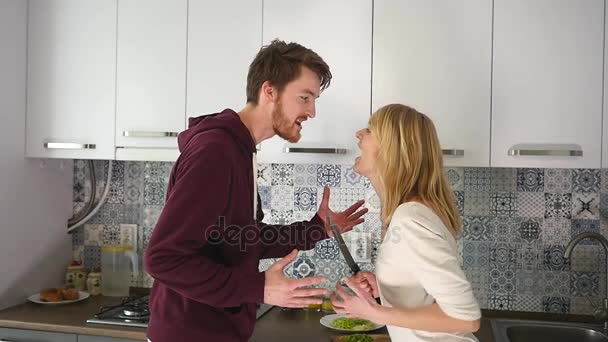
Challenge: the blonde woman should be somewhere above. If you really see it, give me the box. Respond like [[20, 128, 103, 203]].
[[331, 104, 481, 341]]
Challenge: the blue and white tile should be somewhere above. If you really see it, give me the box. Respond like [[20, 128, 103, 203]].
[[488, 294, 514, 311], [140, 226, 154, 250], [464, 191, 490, 216], [491, 192, 517, 217], [111, 161, 125, 183], [517, 168, 544, 192], [464, 168, 491, 192], [542, 271, 571, 297], [259, 186, 272, 210], [258, 258, 277, 272], [517, 192, 545, 218], [314, 238, 340, 259], [542, 245, 569, 271], [462, 241, 490, 270], [331, 188, 366, 212], [570, 272, 600, 297], [445, 167, 464, 191], [269, 210, 294, 225], [102, 224, 121, 246], [542, 219, 571, 245], [144, 182, 166, 206], [144, 161, 172, 184], [542, 296, 570, 314], [515, 243, 542, 271], [361, 213, 382, 234], [573, 169, 601, 193], [292, 211, 316, 222], [602, 169, 608, 193], [71, 227, 85, 247], [270, 186, 294, 211], [257, 164, 272, 186], [570, 245, 605, 272], [490, 242, 516, 269], [122, 204, 143, 225], [571, 193, 600, 220], [316, 164, 341, 187], [491, 168, 516, 192], [600, 193, 608, 219], [515, 270, 543, 296], [544, 193, 572, 219], [492, 217, 522, 243], [466, 270, 490, 295], [84, 224, 103, 246], [514, 295, 542, 313], [489, 268, 515, 295], [107, 181, 125, 204], [294, 187, 317, 211], [342, 166, 368, 188], [142, 206, 163, 228], [571, 219, 600, 245], [91, 204, 125, 226], [293, 164, 317, 187], [571, 296, 599, 316], [454, 191, 465, 216], [545, 169, 572, 193], [292, 256, 316, 278], [271, 164, 294, 186], [84, 245, 101, 269], [518, 218, 542, 242], [463, 217, 494, 241], [73, 181, 86, 203], [364, 188, 381, 213]]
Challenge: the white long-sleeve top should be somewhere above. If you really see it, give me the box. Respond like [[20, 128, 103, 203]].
[[376, 202, 481, 342]]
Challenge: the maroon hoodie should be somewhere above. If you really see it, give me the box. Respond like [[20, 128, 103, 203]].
[[144, 109, 327, 342]]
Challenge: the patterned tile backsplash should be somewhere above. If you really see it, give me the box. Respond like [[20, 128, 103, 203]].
[[71, 160, 608, 316]]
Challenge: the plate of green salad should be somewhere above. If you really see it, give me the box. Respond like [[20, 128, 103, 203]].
[[320, 314, 384, 332]]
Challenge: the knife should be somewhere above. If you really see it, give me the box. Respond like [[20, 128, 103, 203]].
[[327, 216, 361, 274]]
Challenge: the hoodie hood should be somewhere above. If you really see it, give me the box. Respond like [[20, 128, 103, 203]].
[[178, 108, 256, 154]]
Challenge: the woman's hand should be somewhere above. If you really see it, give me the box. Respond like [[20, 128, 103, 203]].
[[350, 272, 379, 298], [330, 278, 381, 321]]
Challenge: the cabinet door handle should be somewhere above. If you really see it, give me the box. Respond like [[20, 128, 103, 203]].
[[122, 131, 178, 138], [442, 149, 464, 156], [44, 142, 96, 150], [283, 146, 348, 154], [508, 145, 583, 157]]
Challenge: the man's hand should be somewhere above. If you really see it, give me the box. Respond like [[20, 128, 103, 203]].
[[318, 186, 368, 236], [264, 249, 327, 307]]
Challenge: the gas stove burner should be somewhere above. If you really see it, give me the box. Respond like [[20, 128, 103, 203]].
[[122, 307, 149, 317]]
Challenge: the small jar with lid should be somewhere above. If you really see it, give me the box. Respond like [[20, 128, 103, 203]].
[[65, 261, 87, 291], [86, 268, 102, 296]]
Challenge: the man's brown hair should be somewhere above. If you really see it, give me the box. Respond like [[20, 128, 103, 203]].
[[246, 39, 332, 104]]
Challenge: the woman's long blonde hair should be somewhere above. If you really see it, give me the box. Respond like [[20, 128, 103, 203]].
[[369, 104, 462, 236]]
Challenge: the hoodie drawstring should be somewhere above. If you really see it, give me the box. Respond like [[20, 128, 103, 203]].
[[252, 153, 258, 221]]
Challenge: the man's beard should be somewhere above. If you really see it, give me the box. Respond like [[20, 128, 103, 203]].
[[272, 100, 301, 143]]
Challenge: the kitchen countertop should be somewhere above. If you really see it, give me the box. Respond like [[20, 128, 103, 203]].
[[0, 296, 600, 342], [0, 295, 147, 340]]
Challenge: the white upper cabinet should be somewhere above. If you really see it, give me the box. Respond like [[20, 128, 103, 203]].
[[186, 0, 262, 120], [26, 0, 117, 160], [257, 0, 372, 164], [115, 0, 187, 151], [492, 0, 604, 168], [372, 0, 492, 167]]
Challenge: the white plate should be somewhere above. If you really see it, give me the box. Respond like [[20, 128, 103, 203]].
[[27, 291, 90, 305], [320, 313, 384, 332]]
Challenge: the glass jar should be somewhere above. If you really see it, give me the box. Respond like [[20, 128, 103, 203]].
[[65, 263, 87, 291], [86, 270, 102, 296]]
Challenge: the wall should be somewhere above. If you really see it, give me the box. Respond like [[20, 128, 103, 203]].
[[0, 0, 74, 310], [71, 160, 608, 316]]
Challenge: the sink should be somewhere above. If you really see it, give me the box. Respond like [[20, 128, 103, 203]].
[[491, 319, 608, 342]]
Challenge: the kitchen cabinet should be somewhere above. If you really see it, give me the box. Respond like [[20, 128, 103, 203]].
[[372, 0, 492, 167], [114, 0, 187, 160], [0, 327, 77, 342], [186, 0, 262, 120], [257, 0, 372, 164], [77, 335, 141, 342], [491, 0, 604, 168], [26, 0, 117, 160]]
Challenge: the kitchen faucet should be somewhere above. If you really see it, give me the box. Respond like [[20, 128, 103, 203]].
[[564, 232, 608, 330]]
